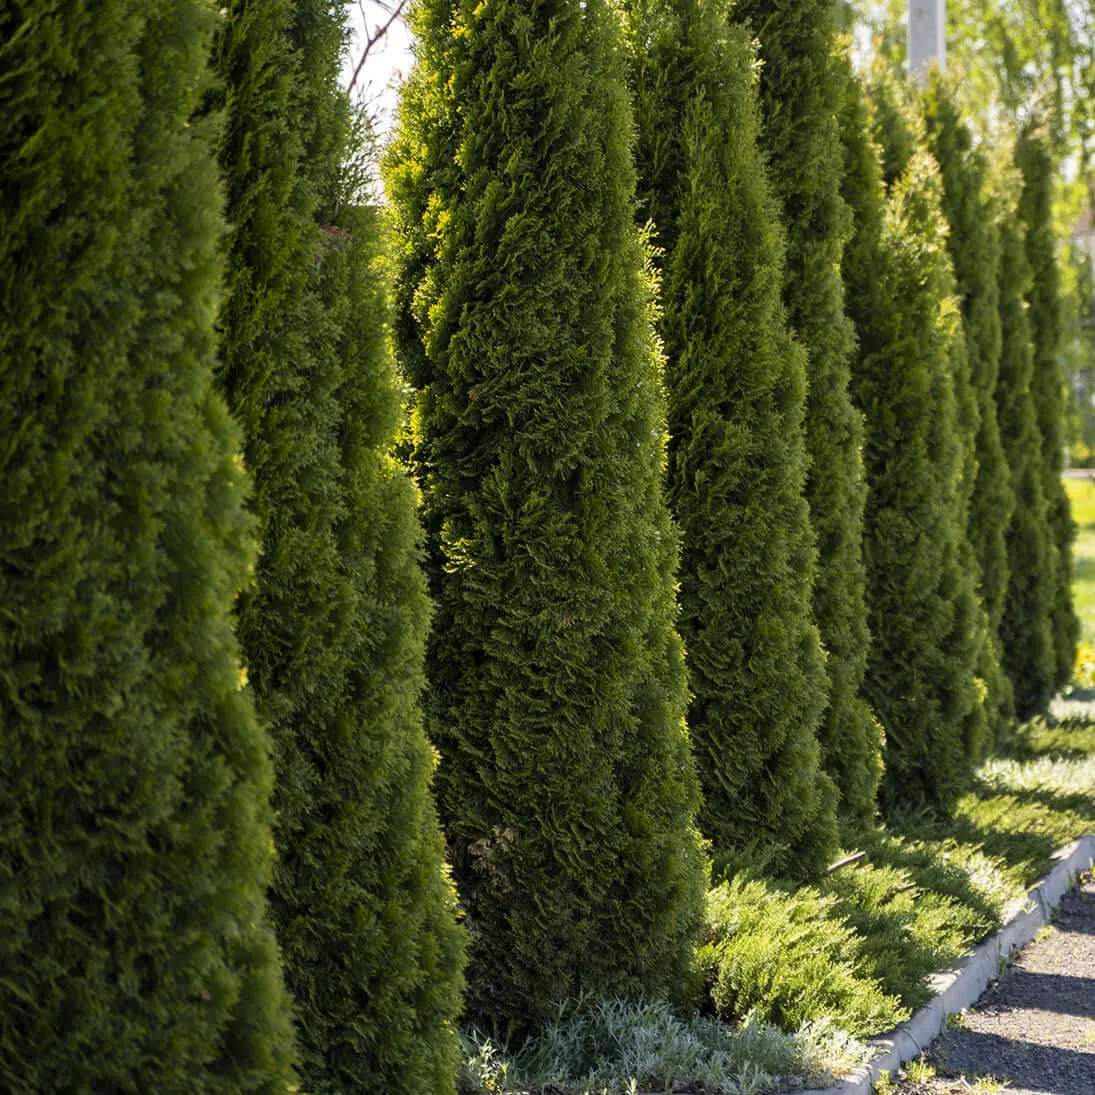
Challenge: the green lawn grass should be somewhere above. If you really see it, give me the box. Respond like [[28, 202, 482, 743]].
[[1065, 476, 1095, 649]]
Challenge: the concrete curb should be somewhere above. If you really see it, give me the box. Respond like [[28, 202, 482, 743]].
[[787, 834, 1095, 1095]]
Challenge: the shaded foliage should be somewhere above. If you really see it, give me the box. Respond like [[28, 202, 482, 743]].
[[842, 74, 986, 813], [387, 0, 707, 1036], [921, 73, 1016, 740], [212, 0, 465, 1089], [734, 0, 879, 835], [996, 182, 1058, 717], [624, 0, 840, 876], [1017, 125, 1079, 691]]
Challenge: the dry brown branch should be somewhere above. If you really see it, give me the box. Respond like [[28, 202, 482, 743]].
[[346, 0, 409, 101]]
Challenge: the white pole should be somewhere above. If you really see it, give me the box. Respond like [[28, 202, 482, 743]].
[[908, 0, 946, 84]]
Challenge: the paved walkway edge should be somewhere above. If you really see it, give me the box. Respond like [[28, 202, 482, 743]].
[[786, 833, 1095, 1095]]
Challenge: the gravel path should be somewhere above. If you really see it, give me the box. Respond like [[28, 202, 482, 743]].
[[883, 872, 1095, 1094]]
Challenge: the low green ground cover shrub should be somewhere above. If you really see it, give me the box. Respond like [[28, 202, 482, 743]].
[[701, 877, 904, 1036], [698, 709, 1095, 1038], [456, 998, 870, 1095]]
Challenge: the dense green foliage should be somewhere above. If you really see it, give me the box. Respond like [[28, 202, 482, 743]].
[[996, 192, 1058, 717], [623, 0, 839, 876], [701, 877, 903, 1036], [213, 1, 465, 1089], [387, 0, 706, 1034], [0, 1, 296, 1088], [1017, 125, 1080, 690], [734, 0, 878, 831], [842, 78, 986, 812], [921, 75, 1016, 738]]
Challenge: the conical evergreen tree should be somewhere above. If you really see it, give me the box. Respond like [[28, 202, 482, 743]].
[[841, 74, 986, 812], [733, 0, 878, 824], [387, 0, 707, 1034], [212, 1, 465, 1090], [867, 71, 992, 769], [1017, 125, 1079, 691], [0, 1, 295, 1089], [623, 0, 843, 872], [996, 179, 1058, 717], [921, 74, 1016, 739]]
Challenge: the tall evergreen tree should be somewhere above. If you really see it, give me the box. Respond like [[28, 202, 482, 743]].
[[996, 179, 1058, 716], [623, 0, 844, 871], [841, 74, 986, 812], [0, 1, 295, 1089], [867, 71, 993, 769], [733, 0, 878, 823], [212, 1, 465, 1090], [921, 74, 1016, 738], [387, 0, 707, 1034], [1017, 124, 1079, 690]]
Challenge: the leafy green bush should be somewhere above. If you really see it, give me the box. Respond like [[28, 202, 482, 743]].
[[212, 1, 466, 1089], [1018, 124, 1080, 691], [0, 0, 295, 1087], [734, 0, 879, 833], [624, 0, 839, 878], [387, 0, 706, 1035], [701, 878, 904, 1036], [823, 859, 993, 1010]]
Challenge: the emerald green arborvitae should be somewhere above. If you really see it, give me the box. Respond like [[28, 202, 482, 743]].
[[868, 72, 992, 770], [921, 75, 1016, 739], [623, 0, 842, 874], [841, 75, 985, 812], [386, 0, 707, 1035], [734, 0, 879, 829], [0, 1, 296, 1090], [213, 1, 465, 1090], [995, 191, 1058, 717], [1017, 126, 1079, 691]]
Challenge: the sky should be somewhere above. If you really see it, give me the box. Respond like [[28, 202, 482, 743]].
[[342, 2, 415, 142]]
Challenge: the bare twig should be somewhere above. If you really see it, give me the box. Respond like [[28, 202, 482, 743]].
[[346, 0, 409, 101]]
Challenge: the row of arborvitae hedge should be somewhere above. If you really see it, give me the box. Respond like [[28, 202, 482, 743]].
[[0, 0, 1079, 1093]]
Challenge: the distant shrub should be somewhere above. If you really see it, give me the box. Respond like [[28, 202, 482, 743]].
[[996, 179, 1057, 718], [922, 73, 1016, 742], [843, 76, 987, 812]]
